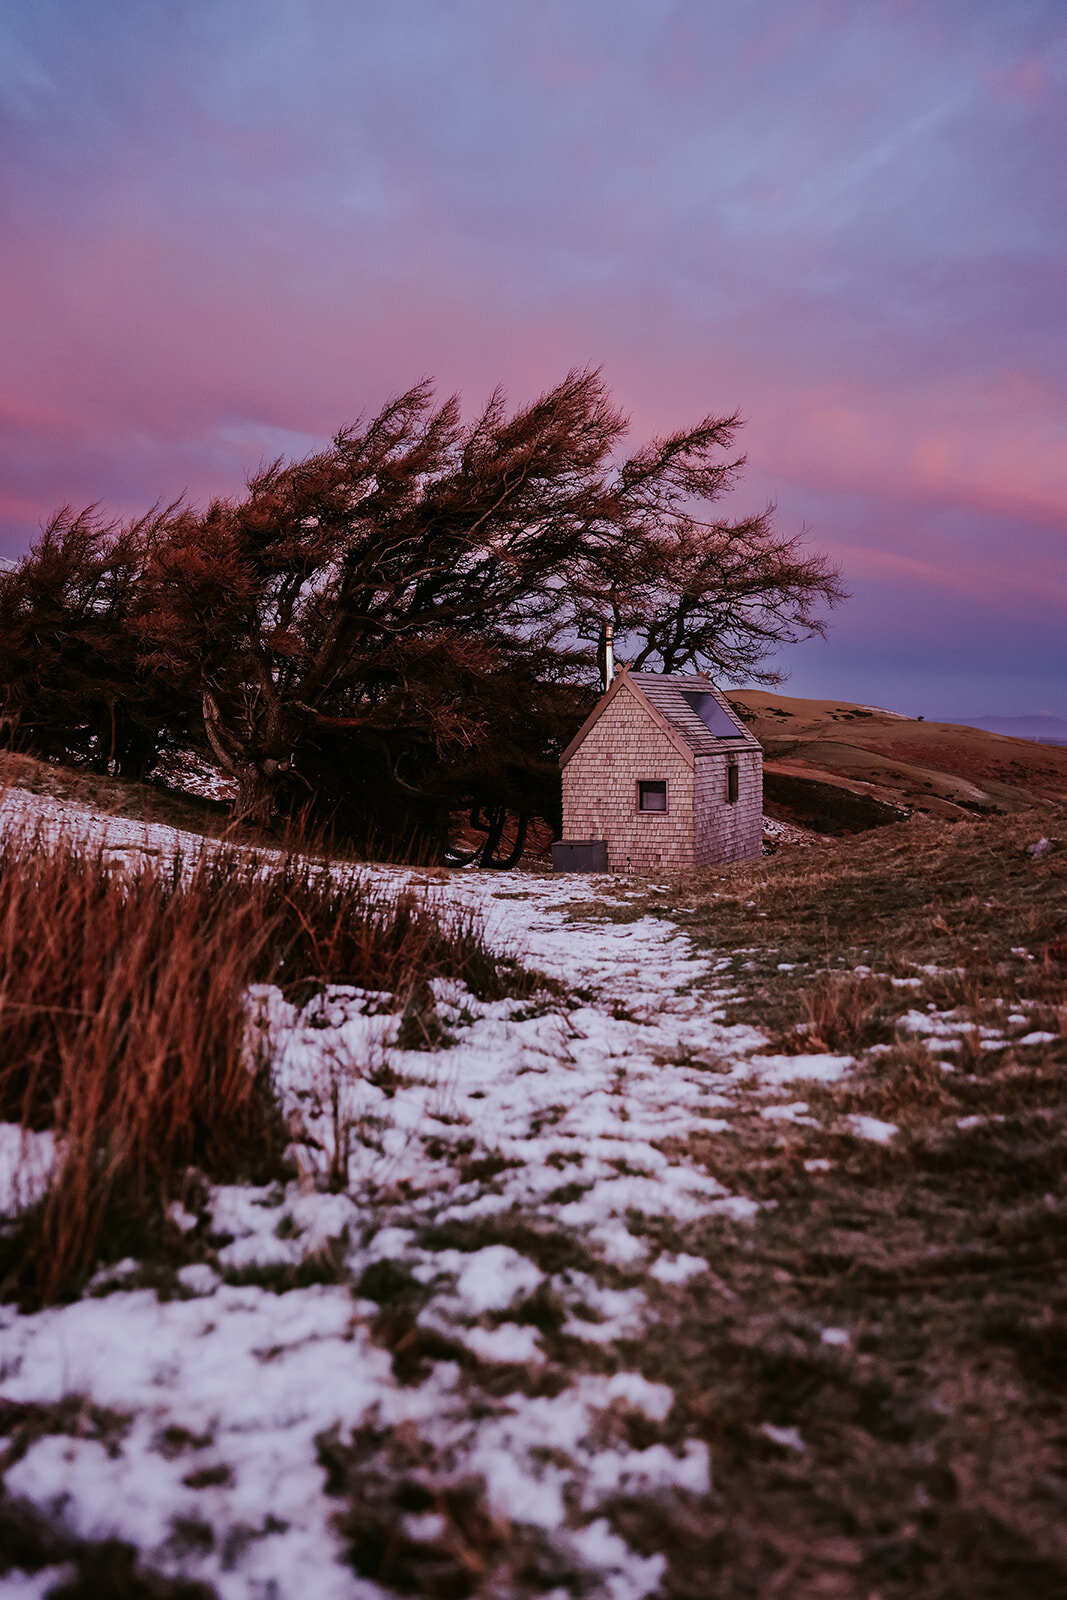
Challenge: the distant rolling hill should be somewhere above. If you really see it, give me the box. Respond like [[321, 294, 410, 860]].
[[728, 690, 1067, 835], [957, 713, 1067, 746]]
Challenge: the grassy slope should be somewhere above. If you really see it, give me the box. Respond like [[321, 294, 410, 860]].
[[730, 690, 1067, 834], [601, 809, 1067, 1598], [0, 751, 231, 839], [0, 751, 369, 863], [3, 749, 1066, 1594]]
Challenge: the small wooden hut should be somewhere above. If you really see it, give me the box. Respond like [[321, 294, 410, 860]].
[[555, 668, 762, 872]]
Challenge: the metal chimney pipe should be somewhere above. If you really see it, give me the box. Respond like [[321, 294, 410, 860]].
[[600, 620, 615, 693]]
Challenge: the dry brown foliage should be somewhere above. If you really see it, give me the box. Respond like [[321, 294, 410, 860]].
[[783, 973, 893, 1053]]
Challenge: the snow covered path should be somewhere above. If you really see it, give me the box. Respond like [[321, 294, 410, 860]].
[[0, 793, 857, 1600]]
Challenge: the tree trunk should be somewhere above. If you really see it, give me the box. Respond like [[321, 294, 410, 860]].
[[112, 717, 159, 782], [476, 805, 506, 868], [201, 690, 290, 831], [485, 813, 528, 870], [482, 812, 528, 870], [231, 763, 281, 831]]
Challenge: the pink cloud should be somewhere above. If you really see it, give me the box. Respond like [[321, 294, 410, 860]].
[[753, 378, 1067, 526], [1, 0, 1063, 718], [832, 541, 1067, 611], [987, 58, 1052, 105]]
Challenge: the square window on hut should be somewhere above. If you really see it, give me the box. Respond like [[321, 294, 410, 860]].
[[726, 765, 739, 804], [637, 780, 667, 812]]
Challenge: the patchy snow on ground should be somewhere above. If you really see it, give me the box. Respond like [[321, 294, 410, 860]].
[[0, 781, 217, 866], [761, 814, 823, 847], [0, 790, 959, 1597], [0, 1125, 55, 1217], [153, 748, 238, 805], [842, 1113, 899, 1145]]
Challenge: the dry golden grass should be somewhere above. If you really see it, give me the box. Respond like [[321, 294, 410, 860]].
[[0, 824, 525, 1305], [600, 808, 1067, 1599], [649, 808, 1067, 1035], [770, 972, 895, 1054]]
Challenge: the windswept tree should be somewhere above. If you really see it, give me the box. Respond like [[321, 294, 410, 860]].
[[132, 374, 626, 834], [0, 503, 184, 777], [2, 371, 845, 850], [592, 438, 843, 680]]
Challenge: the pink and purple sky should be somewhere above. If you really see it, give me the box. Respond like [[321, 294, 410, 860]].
[[1, 0, 1064, 717]]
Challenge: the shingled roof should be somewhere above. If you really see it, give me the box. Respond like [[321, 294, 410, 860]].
[[560, 668, 760, 767]]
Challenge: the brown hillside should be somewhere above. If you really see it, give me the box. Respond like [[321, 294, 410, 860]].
[[729, 690, 1067, 834]]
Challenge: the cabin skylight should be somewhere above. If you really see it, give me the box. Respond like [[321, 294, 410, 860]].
[[680, 691, 744, 738]]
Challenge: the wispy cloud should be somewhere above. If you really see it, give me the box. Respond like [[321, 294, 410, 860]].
[[1, 0, 1064, 713]]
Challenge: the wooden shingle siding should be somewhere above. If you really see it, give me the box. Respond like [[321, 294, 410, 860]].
[[560, 668, 763, 874], [561, 680, 695, 873], [693, 748, 763, 865]]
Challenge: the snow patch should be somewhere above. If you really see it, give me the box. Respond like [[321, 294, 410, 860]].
[[843, 1114, 898, 1144], [0, 1124, 56, 1216]]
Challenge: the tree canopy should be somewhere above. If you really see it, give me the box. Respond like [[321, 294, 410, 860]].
[[0, 371, 846, 855]]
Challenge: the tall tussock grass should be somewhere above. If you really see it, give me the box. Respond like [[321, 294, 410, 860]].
[[0, 825, 514, 1305], [800, 972, 891, 1053]]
